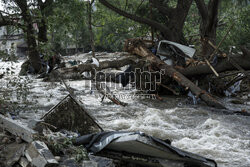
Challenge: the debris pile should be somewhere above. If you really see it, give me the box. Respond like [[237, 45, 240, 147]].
[[0, 94, 218, 167], [0, 114, 58, 167], [56, 38, 250, 114]]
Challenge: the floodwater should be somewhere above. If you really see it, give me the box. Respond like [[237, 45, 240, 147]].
[[0, 53, 250, 167], [79, 92, 250, 167]]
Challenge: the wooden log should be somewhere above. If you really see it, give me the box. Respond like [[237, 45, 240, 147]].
[[178, 54, 250, 77], [124, 39, 225, 109], [59, 55, 139, 74]]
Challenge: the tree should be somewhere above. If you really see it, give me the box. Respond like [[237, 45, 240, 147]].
[[217, 0, 250, 51], [14, 0, 42, 73], [99, 0, 193, 44], [87, 0, 96, 57], [37, 0, 54, 43], [0, 0, 56, 73], [194, 0, 220, 57], [47, 0, 90, 54], [93, 0, 148, 51]]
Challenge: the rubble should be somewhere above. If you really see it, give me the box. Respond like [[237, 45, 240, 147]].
[[0, 93, 220, 167], [82, 161, 98, 167], [0, 113, 91, 167], [0, 114, 58, 167], [0, 114, 37, 143], [19, 157, 31, 167], [4, 143, 26, 166], [25, 141, 58, 167]]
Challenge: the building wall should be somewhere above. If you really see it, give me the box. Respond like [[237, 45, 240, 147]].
[[0, 26, 26, 57]]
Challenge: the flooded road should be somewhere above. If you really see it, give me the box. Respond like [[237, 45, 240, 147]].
[[1, 53, 250, 167]]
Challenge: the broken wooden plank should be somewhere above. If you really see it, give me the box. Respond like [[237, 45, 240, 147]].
[[0, 114, 37, 143], [205, 58, 219, 77], [208, 23, 234, 61], [207, 40, 227, 58], [95, 81, 127, 106], [25, 141, 58, 167]]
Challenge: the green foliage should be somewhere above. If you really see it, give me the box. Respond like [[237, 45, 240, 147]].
[[0, 50, 11, 61], [93, 0, 149, 52], [46, 136, 89, 162], [47, 0, 90, 54], [38, 42, 54, 59], [0, 75, 33, 115], [1, 0, 249, 55], [50, 0, 248, 53], [183, 3, 201, 46], [184, 0, 250, 52], [7, 76, 31, 102], [217, 3, 250, 52], [74, 145, 88, 162]]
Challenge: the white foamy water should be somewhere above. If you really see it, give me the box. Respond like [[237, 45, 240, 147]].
[[1, 54, 250, 167], [85, 100, 250, 167]]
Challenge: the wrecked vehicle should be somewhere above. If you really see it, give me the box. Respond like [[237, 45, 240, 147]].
[[156, 40, 196, 66]]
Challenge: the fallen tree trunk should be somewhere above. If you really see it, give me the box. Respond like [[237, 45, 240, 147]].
[[45, 55, 140, 82], [59, 55, 139, 74], [56, 56, 131, 106], [124, 39, 225, 109], [178, 54, 250, 77]]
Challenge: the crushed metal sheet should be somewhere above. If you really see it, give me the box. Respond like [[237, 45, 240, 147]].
[[157, 40, 196, 58]]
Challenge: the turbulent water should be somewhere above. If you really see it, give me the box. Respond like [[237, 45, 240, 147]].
[[1, 53, 250, 167], [81, 94, 250, 167]]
